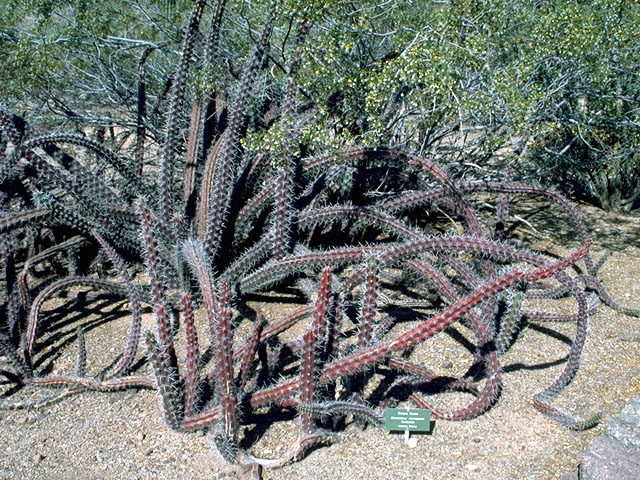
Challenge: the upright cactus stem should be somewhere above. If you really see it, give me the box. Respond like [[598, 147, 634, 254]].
[[299, 267, 332, 432], [159, 0, 207, 241]]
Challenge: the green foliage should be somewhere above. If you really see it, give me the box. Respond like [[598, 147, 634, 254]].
[[1, 1, 192, 119]]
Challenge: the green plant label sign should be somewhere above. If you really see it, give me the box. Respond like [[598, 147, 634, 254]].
[[384, 408, 431, 432]]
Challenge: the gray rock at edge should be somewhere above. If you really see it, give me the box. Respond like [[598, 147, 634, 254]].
[[579, 397, 640, 480]]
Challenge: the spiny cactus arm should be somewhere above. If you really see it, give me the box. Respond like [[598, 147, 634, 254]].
[[348, 260, 381, 401], [93, 232, 142, 379], [237, 316, 264, 393], [243, 233, 575, 295], [43, 195, 137, 252], [183, 101, 202, 210], [298, 205, 425, 241], [25, 150, 129, 240], [233, 305, 313, 361], [272, 167, 294, 259], [396, 245, 589, 352], [220, 232, 273, 284], [29, 374, 155, 391], [75, 327, 87, 377], [159, 0, 207, 236], [17, 236, 86, 308], [0, 208, 49, 234], [493, 161, 516, 240], [327, 293, 345, 357], [297, 400, 384, 428], [138, 206, 178, 376], [213, 280, 238, 442], [16, 134, 145, 195], [134, 46, 155, 177], [182, 406, 221, 432], [192, 0, 228, 182], [247, 374, 301, 410], [182, 293, 200, 419], [0, 106, 27, 145], [239, 245, 382, 292], [495, 290, 524, 355], [234, 178, 277, 232], [271, 20, 311, 259], [144, 331, 183, 430], [203, 7, 275, 259], [183, 239, 219, 336], [25, 277, 133, 358], [443, 255, 481, 290], [374, 189, 443, 213], [528, 273, 596, 429], [195, 135, 224, 239], [532, 395, 601, 431], [0, 331, 31, 378], [2, 219, 19, 343], [299, 267, 331, 432]]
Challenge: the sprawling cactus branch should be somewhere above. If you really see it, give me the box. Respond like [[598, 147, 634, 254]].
[[1, 1, 637, 471]]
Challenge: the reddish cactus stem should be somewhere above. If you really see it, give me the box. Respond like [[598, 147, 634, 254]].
[[183, 407, 221, 432], [357, 261, 379, 349], [405, 257, 501, 419], [233, 305, 313, 361], [29, 375, 155, 390], [232, 245, 587, 421], [182, 294, 200, 418], [250, 379, 299, 408], [299, 267, 331, 431], [237, 316, 264, 392], [145, 331, 182, 430], [138, 206, 177, 373], [321, 246, 589, 386], [212, 280, 237, 439]]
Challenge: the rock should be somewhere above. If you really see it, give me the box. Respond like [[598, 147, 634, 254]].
[[580, 435, 640, 480], [234, 462, 262, 480], [558, 472, 578, 480], [564, 397, 640, 480]]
